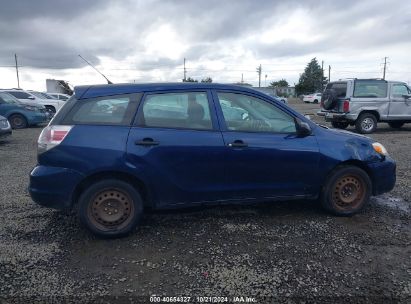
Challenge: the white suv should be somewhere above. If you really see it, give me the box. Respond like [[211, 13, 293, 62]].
[[3, 89, 64, 115]]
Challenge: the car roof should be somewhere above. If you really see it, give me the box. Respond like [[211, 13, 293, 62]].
[[74, 83, 269, 99]]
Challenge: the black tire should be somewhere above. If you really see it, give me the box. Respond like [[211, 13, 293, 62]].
[[321, 166, 371, 216], [8, 114, 28, 129], [321, 89, 338, 110], [78, 179, 143, 238], [355, 113, 377, 134], [388, 121, 404, 129], [331, 121, 349, 129], [314, 99, 319, 104]]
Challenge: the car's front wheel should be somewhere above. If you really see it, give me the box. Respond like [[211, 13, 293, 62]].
[[321, 166, 371, 216], [388, 121, 404, 129], [78, 179, 143, 238], [8, 114, 28, 129]]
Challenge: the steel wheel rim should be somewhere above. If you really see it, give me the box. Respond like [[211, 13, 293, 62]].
[[88, 188, 134, 231], [12, 116, 23, 127], [361, 118, 374, 131], [332, 174, 365, 210]]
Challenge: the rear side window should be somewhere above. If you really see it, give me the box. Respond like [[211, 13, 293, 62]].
[[354, 81, 387, 98], [325, 82, 347, 98], [6, 91, 32, 99], [62, 94, 140, 125], [137, 92, 213, 130]]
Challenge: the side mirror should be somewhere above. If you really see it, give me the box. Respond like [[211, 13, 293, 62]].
[[295, 117, 312, 137]]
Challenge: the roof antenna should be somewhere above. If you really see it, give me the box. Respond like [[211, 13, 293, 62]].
[[78, 54, 113, 84]]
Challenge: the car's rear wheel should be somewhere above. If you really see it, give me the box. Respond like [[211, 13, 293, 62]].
[[331, 121, 349, 129], [388, 121, 404, 129], [314, 99, 319, 104], [8, 114, 28, 129], [78, 179, 143, 238], [321, 166, 371, 215], [355, 113, 377, 134]]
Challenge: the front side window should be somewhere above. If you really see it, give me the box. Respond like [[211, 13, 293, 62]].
[[138, 92, 212, 130], [392, 84, 410, 97], [63, 94, 138, 125], [353, 81, 387, 98], [0, 92, 19, 104], [217, 92, 296, 133]]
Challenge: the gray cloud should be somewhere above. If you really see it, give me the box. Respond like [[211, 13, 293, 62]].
[[0, 0, 409, 73]]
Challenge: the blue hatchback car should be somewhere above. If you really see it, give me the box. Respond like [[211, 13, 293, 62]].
[[29, 83, 396, 237]]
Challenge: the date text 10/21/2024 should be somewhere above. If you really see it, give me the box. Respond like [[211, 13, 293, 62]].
[[149, 296, 257, 303]]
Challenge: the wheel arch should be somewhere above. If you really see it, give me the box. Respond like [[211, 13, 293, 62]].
[[71, 170, 152, 209], [358, 110, 380, 121]]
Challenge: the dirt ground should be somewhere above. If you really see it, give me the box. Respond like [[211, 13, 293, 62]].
[[0, 99, 410, 303]]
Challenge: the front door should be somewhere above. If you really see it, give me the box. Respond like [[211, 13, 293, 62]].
[[126, 90, 226, 207], [214, 91, 320, 200], [388, 83, 411, 119]]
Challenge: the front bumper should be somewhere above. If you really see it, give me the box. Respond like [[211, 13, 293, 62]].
[[0, 120, 12, 138], [29, 165, 85, 209], [368, 156, 396, 196]]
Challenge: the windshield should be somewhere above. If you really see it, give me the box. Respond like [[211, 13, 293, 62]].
[[0, 92, 20, 104]]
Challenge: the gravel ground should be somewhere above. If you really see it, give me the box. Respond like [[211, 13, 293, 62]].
[[0, 100, 410, 303]]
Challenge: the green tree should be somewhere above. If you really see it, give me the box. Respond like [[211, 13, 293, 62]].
[[295, 58, 327, 95], [269, 79, 289, 88], [201, 77, 213, 83], [183, 77, 198, 82]]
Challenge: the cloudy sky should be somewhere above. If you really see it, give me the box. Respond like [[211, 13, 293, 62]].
[[0, 0, 410, 91]]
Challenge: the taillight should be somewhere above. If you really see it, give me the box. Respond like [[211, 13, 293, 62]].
[[38, 125, 72, 154], [343, 100, 350, 113]]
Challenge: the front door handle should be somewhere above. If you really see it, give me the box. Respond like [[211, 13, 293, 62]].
[[228, 140, 248, 148], [135, 138, 159, 146]]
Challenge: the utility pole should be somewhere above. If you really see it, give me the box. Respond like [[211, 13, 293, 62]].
[[265, 74, 267, 87], [256, 64, 262, 87], [382, 57, 388, 80], [183, 58, 187, 82], [241, 73, 244, 83], [321, 60, 324, 90], [328, 65, 331, 83], [15, 54, 20, 89]]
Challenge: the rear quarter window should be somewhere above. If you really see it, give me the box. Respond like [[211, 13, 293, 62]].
[[353, 81, 387, 98], [61, 93, 141, 126]]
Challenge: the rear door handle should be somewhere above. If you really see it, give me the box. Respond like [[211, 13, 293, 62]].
[[228, 140, 248, 148], [135, 138, 159, 146]]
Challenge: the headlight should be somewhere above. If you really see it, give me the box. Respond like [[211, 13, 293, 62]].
[[23, 105, 38, 111], [372, 142, 388, 156]]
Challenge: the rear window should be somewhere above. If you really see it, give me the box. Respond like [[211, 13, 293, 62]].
[[62, 93, 140, 125], [325, 82, 347, 98], [6, 91, 32, 99], [353, 80, 387, 98]]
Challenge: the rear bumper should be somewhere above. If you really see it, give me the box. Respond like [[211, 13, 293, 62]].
[[368, 156, 396, 196], [317, 111, 358, 122], [29, 165, 85, 209]]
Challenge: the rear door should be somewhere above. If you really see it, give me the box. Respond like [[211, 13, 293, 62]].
[[213, 90, 320, 200], [388, 83, 411, 119], [126, 90, 226, 207]]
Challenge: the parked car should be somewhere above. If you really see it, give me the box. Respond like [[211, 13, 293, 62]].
[[303, 93, 322, 103], [30, 83, 396, 238], [267, 94, 288, 104], [28, 90, 59, 101], [2, 89, 64, 115], [317, 79, 411, 133], [0, 91, 49, 128], [0, 115, 12, 138], [48, 93, 71, 101]]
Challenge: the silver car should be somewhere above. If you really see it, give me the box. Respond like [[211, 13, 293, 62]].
[[317, 79, 411, 133]]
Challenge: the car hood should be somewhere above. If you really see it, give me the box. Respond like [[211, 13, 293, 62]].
[[317, 124, 374, 142]]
